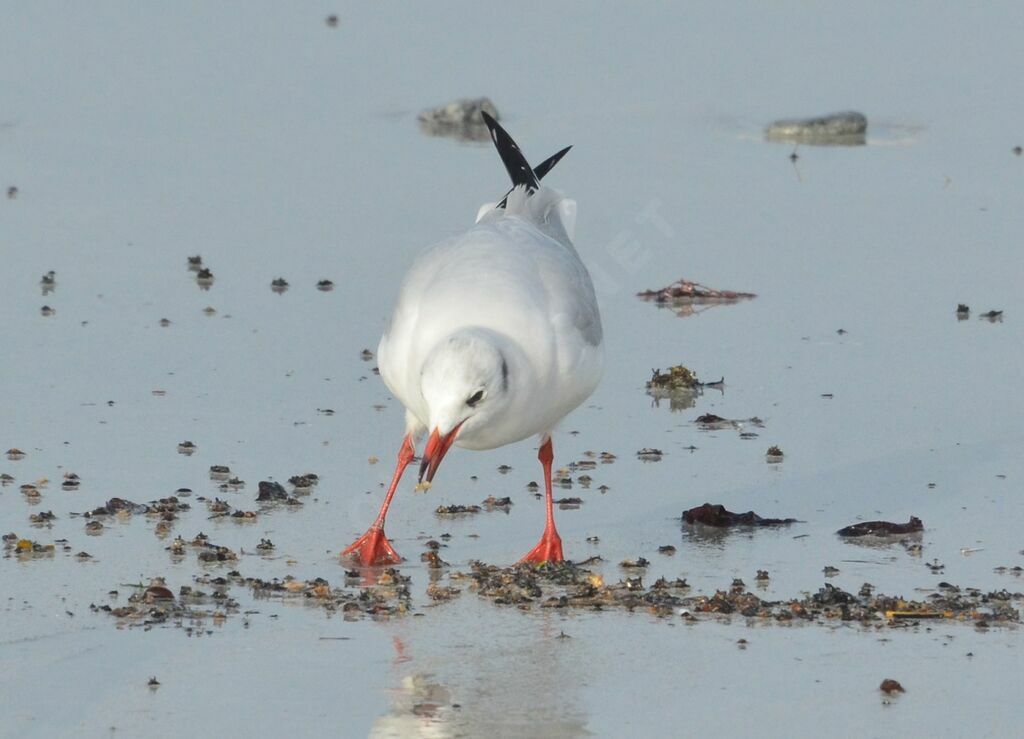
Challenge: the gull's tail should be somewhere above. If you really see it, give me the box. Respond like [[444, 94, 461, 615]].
[[480, 112, 571, 208]]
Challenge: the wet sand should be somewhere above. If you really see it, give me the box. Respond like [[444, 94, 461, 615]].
[[2, 3, 1023, 737]]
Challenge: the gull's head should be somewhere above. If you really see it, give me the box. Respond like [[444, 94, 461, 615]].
[[418, 331, 511, 483]]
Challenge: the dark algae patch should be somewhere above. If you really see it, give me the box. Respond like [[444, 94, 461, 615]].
[[837, 517, 923, 538], [683, 503, 798, 528]]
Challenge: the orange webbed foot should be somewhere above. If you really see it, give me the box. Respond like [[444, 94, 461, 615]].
[[342, 527, 403, 566]]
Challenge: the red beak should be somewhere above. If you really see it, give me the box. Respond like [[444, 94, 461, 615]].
[[418, 422, 463, 483]]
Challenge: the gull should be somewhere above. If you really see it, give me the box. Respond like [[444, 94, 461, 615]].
[[344, 113, 603, 566]]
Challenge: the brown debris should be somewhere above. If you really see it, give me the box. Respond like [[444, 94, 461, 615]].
[[880, 679, 905, 694], [638, 279, 756, 317], [647, 365, 699, 390], [638, 279, 756, 304]]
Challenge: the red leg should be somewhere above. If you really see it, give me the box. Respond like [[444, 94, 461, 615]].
[[518, 437, 564, 564], [342, 434, 415, 566]]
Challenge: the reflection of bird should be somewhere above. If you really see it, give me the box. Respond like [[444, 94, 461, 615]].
[[369, 673, 457, 739], [344, 113, 603, 566]]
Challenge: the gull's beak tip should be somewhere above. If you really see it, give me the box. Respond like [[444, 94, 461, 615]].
[[417, 424, 462, 484]]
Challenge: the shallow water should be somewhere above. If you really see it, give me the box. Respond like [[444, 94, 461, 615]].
[[2, 3, 1023, 737]]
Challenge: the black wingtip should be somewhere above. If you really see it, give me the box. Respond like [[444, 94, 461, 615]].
[[481, 112, 540, 193], [532, 145, 571, 181], [495, 145, 572, 209]]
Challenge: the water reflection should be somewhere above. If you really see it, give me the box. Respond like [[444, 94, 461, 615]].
[[647, 383, 724, 412], [374, 615, 591, 738], [370, 671, 460, 738]]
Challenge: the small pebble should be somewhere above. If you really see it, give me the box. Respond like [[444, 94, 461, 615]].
[[880, 678, 905, 695]]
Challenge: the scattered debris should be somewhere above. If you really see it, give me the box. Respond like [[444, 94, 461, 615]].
[[289, 473, 319, 492], [482, 496, 512, 511], [29, 511, 56, 526], [836, 517, 923, 538], [460, 561, 1020, 624], [683, 503, 798, 528], [5, 537, 56, 557], [77, 496, 190, 519], [620, 558, 649, 569], [435, 504, 482, 516]]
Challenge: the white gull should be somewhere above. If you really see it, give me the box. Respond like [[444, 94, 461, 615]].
[[344, 113, 603, 565]]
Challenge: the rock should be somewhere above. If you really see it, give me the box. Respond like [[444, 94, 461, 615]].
[[765, 111, 868, 145], [418, 97, 500, 142]]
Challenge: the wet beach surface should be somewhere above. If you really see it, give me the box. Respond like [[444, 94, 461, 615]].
[[3, 3, 1024, 737]]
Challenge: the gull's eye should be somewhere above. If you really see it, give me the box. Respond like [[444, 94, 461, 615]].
[[466, 390, 485, 407]]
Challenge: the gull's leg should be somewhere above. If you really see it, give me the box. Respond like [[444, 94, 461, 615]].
[[518, 436, 564, 564], [342, 434, 415, 566]]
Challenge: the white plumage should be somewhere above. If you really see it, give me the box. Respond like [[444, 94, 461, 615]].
[[378, 185, 603, 451], [343, 115, 603, 566]]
